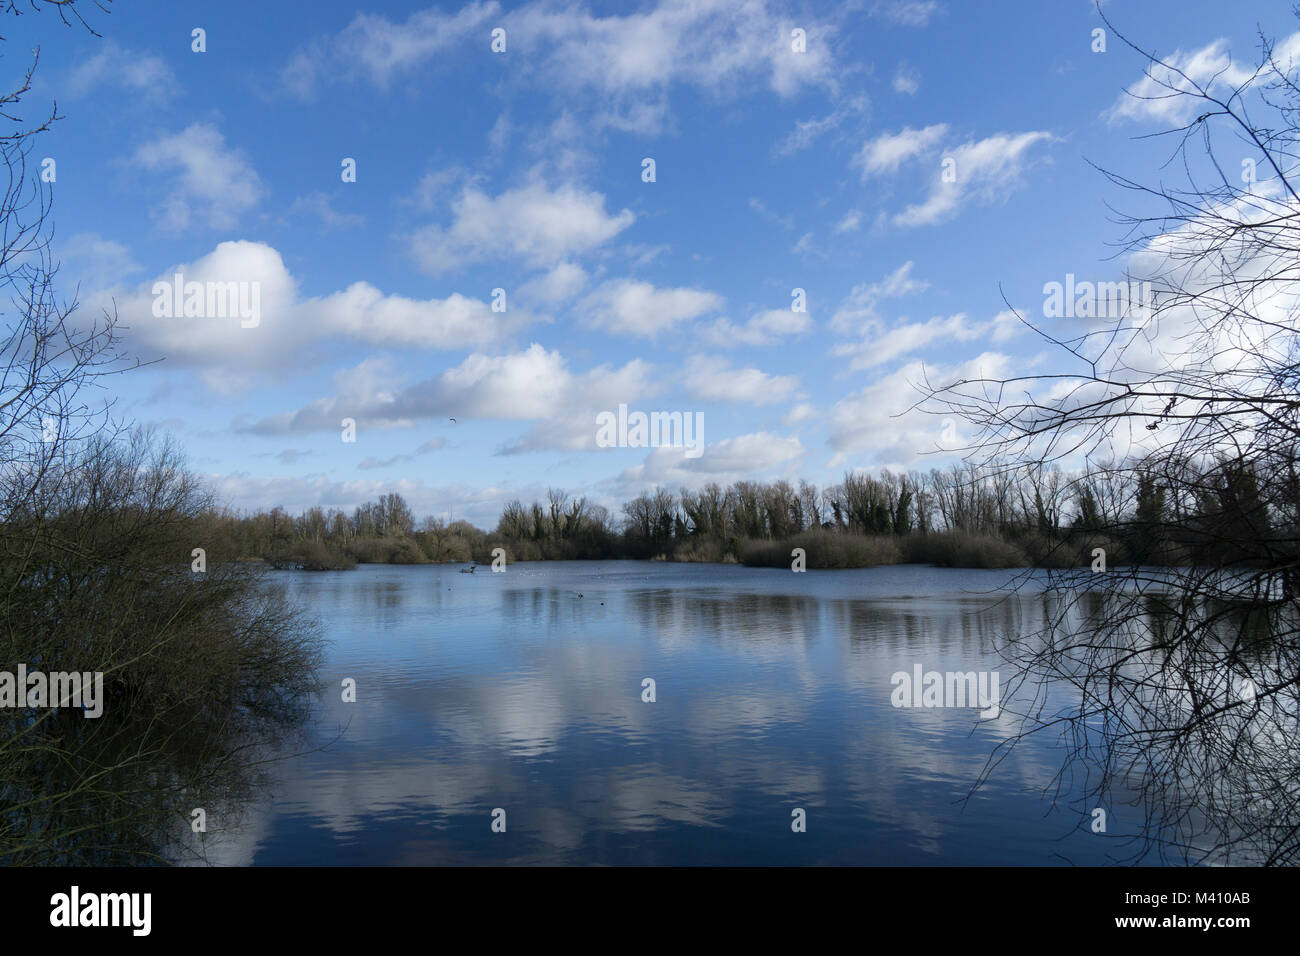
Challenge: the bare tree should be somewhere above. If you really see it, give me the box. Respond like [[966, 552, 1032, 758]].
[[0, 1, 323, 865], [921, 10, 1300, 864]]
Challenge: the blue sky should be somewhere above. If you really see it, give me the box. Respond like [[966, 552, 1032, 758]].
[[14, 0, 1298, 526]]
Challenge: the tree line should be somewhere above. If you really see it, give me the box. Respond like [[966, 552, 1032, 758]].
[[199, 453, 1291, 572]]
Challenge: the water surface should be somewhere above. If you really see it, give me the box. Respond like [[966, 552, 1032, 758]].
[[198, 561, 1142, 865]]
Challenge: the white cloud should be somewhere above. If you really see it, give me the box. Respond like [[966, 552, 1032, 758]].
[[749, 197, 794, 228], [81, 241, 535, 389], [288, 192, 364, 229], [133, 124, 265, 233], [989, 309, 1024, 344], [358, 454, 415, 470], [285, 0, 839, 133], [581, 279, 722, 338], [870, 1, 940, 27], [682, 355, 799, 405], [244, 345, 662, 451], [698, 309, 812, 347], [891, 130, 1053, 227], [828, 353, 1014, 466], [617, 432, 805, 487], [518, 262, 589, 306], [853, 123, 948, 178], [201, 471, 511, 528], [410, 181, 634, 274], [833, 313, 989, 370], [65, 40, 177, 101], [511, 0, 838, 116], [499, 357, 663, 454], [833, 209, 862, 233], [58, 233, 141, 290], [791, 231, 822, 257], [831, 261, 929, 335], [776, 94, 869, 156], [782, 403, 817, 426], [892, 63, 919, 95], [281, 0, 501, 98], [311, 282, 523, 350], [406, 167, 479, 212], [1105, 36, 1291, 126]]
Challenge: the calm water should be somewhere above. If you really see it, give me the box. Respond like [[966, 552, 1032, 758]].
[[196, 561, 1147, 865]]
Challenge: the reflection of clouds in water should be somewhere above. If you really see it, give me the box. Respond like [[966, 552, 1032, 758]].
[[197, 754, 735, 863], [603, 767, 728, 830], [702, 753, 827, 805], [441, 678, 571, 758], [198, 755, 503, 864], [685, 691, 810, 743], [180, 804, 270, 867], [211, 564, 1125, 863], [837, 728, 952, 858]]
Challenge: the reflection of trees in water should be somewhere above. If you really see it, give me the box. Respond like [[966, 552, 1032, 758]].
[[833, 593, 1030, 658], [2, 656, 317, 866], [0, 571, 322, 865], [988, 570, 1300, 865], [0, 437, 324, 866]]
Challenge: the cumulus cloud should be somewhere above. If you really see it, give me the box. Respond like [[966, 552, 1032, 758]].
[[781, 403, 817, 426], [616, 432, 805, 488], [833, 312, 1022, 371], [682, 355, 800, 404], [828, 353, 1014, 466], [697, 308, 813, 347], [581, 279, 723, 338], [80, 240, 536, 390], [132, 124, 265, 233], [312, 283, 525, 350], [410, 181, 634, 274], [518, 261, 589, 306], [243, 345, 662, 456]]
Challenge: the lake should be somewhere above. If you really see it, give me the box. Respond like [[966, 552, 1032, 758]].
[[193, 560, 1150, 865]]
